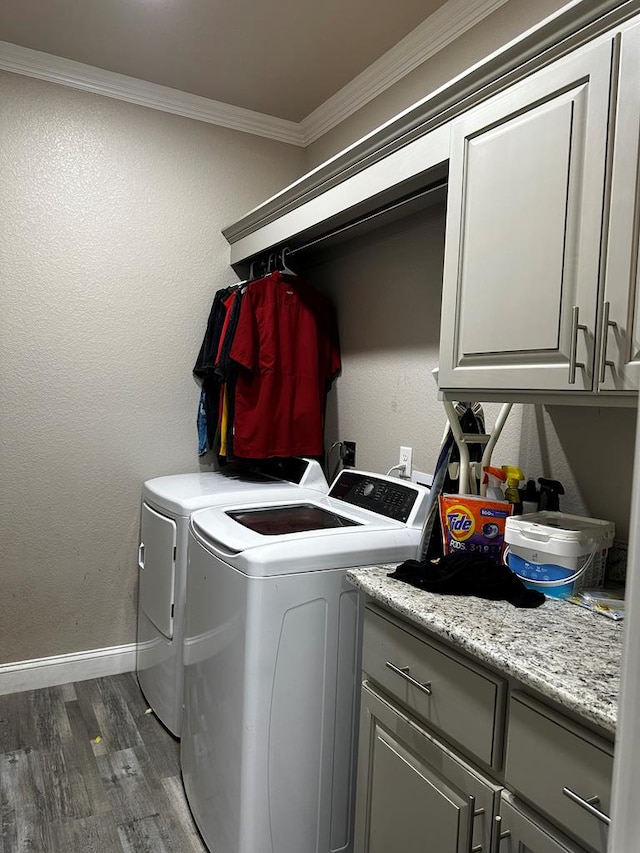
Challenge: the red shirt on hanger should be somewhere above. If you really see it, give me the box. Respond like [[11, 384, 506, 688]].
[[230, 271, 341, 458]]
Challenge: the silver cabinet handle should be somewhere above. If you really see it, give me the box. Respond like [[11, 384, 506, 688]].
[[562, 787, 611, 826], [466, 794, 485, 853], [138, 543, 145, 570], [491, 816, 511, 853], [385, 661, 432, 695], [569, 305, 587, 384], [598, 300, 618, 383]]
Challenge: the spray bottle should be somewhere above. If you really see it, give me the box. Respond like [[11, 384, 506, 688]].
[[502, 465, 525, 514], [537, 478, 565, 511], [482, 466, 507, 501], [521, 479, 539, 514]]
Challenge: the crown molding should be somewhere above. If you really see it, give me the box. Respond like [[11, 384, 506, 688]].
[[0, 0, 515, 149], [300, 0, 511, 144], [0, 0, 602, 151], [0, 40, 305, 146], [224, 0, 640, 247]]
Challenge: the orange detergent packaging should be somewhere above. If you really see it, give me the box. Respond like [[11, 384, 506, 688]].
[[439, 494, 513, 563]]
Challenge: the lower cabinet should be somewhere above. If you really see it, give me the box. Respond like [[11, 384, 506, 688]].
[[355, 606, 614, 853], [504, 693, 612, 852], [497, 792, 592, 853], [354, 680, 500, 853]]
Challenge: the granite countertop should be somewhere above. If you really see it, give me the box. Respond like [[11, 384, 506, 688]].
[[347, 566, 624, 735]]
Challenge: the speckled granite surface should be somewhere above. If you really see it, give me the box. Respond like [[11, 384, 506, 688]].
[[347, 566, 623, 734]]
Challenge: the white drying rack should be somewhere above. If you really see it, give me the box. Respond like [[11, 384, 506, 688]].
[[416, 398, 514, 560], [441, 399, 513, 496]]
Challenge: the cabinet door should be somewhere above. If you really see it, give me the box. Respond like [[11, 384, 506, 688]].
[[354, 681, 499, 853], [439, 39, 613, 393], [599, 21, 640, 391], [497, 793, 588, 853]]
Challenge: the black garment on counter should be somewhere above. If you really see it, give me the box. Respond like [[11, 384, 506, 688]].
[[389, 552, 545, 608]]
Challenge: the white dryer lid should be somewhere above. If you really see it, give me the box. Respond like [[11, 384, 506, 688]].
[[143, 459, 328, 516]]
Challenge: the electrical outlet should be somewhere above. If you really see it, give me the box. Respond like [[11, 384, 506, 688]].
[[399, 446, 413, 478], [342, 441, 356, 468]]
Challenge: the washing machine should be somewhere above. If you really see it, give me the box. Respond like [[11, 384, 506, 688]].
[[181, 469, 430, 853], [136, 457, 328, 736]]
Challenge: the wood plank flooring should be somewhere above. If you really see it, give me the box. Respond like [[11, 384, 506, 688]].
[[0, 673, 208, 853]]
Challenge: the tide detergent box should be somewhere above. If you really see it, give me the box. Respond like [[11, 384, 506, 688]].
[[439, 494, 513, 563]]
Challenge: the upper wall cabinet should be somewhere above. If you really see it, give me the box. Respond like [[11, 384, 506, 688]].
[[438, 28, 640, 398], [600, 21, 640, 392]]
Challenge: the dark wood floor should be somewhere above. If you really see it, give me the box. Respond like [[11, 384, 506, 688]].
[[0, 673, 207, 852]]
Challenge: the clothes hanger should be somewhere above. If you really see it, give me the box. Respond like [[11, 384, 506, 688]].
[[278, 247, 297, 276], [248, 257, 268, 281]]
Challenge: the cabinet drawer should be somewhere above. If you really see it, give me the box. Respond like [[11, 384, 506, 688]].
[[362, 608, 505, 767], [498, 791, 589, 853], [505, 693, 613, 852]]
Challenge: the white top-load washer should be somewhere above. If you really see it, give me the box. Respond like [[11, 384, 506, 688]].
[[136, 457, 328, 736], [181, 469, 430, 853]]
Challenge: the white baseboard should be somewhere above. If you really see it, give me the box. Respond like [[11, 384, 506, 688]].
[[0, 642, 138, 696]]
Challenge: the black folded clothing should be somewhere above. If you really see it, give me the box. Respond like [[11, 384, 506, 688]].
[[388, 551, 545, 608]]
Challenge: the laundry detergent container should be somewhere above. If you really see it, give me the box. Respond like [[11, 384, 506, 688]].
[[504, 511, 615, 599]]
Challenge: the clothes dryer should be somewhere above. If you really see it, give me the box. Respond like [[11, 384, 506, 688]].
[[181, 470, 430, 853], [136, 458, 328, 736]]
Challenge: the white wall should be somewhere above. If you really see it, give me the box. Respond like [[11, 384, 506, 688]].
[[304, 204, 523, 479], [0, 71, 305, 664], [517, 405, 636, 541], [2, 2, 635, 669]]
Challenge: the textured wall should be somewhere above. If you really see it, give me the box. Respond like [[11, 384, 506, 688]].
[[0, 71, 305, 664], [304, 205, 636, 542], [517, 405, 636, 542], [304, 205, 524, 480]]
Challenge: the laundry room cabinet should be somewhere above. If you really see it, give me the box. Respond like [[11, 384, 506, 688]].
[[354, 682, 500, 853], [496, 792, 589, 853], [353, 603, 614, 853], [438, 19, 640, 398], [354, 607, 504, 853], [598, 20, 640, 392], [502, 692, 612, 853]]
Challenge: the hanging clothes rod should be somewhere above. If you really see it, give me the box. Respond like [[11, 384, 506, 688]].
[[288, 179, 448, 257]]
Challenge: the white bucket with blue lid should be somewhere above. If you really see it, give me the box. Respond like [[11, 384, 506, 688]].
[[504, 511, 615, 599]]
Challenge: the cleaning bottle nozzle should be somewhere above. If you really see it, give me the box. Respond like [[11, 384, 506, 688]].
[[537, 477, 565, 512], [502, 465, 525, 511], [482, 466, 506, 501]]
